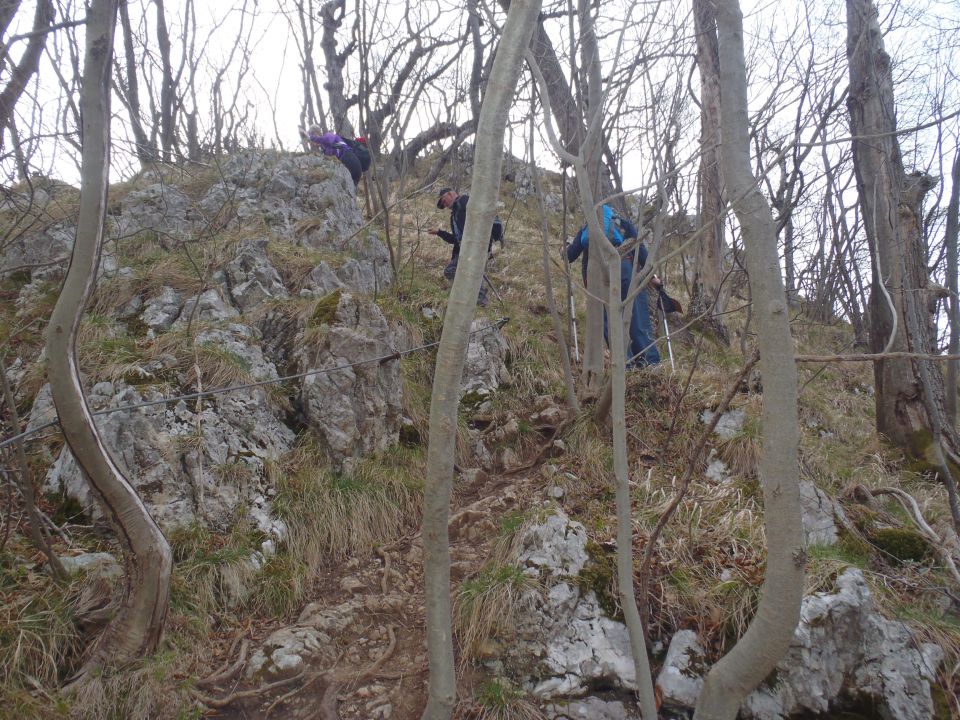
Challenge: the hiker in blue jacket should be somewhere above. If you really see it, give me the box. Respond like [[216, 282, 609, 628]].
[[565, 205, 661, 368]]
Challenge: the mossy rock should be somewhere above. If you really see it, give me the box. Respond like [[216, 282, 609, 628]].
[[311, 289, 342, 326], [868, 527, 931, 563], [576, 539, 621, 621]]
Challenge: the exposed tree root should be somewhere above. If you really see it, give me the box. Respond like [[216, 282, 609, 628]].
[[195, 638, 250, 689], [377, 547, 392, 595], [190, 670, 304, 709]]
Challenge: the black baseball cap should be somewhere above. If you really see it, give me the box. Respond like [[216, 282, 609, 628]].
[[436, 187, 453, 209]]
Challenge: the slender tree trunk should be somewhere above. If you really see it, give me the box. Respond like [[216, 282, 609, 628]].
[[578, 0, 606, 391], [154, 0, 175, 162], [694, 0, 804, 716], [117, 0, 155, 165], [420, 1, 541, 717], [530, 107, 578, 413], [0, 0, 54, 147], [689, 0, 730, 344], [0, 355, 66, 580], [945, 149, 959, 427], [606, 252, 657, 720], [45, 0, 172, 680]]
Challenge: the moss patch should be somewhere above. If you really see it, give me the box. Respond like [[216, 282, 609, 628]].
[[868, 527, 931, 563], [576, 539, 621, 621], [311, 289, 342, 326]]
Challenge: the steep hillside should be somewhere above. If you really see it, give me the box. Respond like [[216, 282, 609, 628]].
[[0, 150, 957, 719]]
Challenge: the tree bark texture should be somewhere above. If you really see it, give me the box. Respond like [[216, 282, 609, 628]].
[[945, 150, 959, 426], [45, 0, 172, 678], [320, 0, 355, 137], [420, 2, 541, 718], [688, 0, 730, 344], [694, 0, 804, 717], [846, 0, 951, 465]]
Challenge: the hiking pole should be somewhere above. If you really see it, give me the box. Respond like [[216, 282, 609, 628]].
[[662, 312, 675, 372], [569, 292, 580, 363], [482, 273, 504, 304]]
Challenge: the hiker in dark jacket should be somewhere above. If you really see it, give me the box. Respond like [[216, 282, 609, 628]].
[[303, 126, 363, 186], [566, 206, 661, 368], [429, 187, 490, 307]]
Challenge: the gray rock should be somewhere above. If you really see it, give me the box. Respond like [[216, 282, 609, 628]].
[[743, 568, 943, 720], [509, 511, 635, 698], [140, 286, 182, 332], [119, 183, 192, 238], [57, 552, 122, 580], [248, 597, 362, 679], [175, 288, 239, 326], [304, 261, 345, 296], [545, 697, 639, 719], [700, 407, 746, 439], [222, 239, 288, 311], [296, 292, 403, 472], [517, 510, 589, 578], [246, 626, 334, 679], [461, 320, 510, 403], [799, 479, 844, 547], [42, 329, 294, 533], [0, 215, 73, 275], [656, 630, 706, 709]]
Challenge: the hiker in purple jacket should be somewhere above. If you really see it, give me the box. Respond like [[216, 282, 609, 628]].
[[303, 127, 363, 186]]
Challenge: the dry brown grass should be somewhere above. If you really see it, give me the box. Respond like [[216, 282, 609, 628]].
[[67, 660, 194, 720], [260, 439, 423, 611]]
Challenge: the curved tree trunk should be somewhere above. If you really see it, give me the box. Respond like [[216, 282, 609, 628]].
[[420, 1, 541, 717], [694, 0, 804, 717], [45, 0, 172, 680]]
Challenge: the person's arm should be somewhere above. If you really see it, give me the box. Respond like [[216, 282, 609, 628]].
[[433, 229, 457, 244], [566, 227, 587, 263], [620, 216, 639, 240], [453, 199, 468, 242]]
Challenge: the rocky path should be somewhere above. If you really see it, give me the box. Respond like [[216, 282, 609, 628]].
[[200, 469, 528, 719]]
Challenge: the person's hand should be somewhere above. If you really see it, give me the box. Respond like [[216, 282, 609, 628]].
[[427, 228, 439, 236], [652, 274, 663, 290]]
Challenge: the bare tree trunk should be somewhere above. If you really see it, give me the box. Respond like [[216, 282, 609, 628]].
[[605, 252, 658, 720], [0, 0, 54, 147], [0, 355, 66, 580], [45, 0, 172, 680], [420, 1, 541, 717], [946, 149, 959, 427], [694, 0, 803, 716], [577, 0, 606, 392], [529, 99, 578, 413], [116, 0, 156, 165], [846, 0, 956, 493], [689, 0, 729, 344], [320, 0, 355, 136], [154, 0, 176, 161]]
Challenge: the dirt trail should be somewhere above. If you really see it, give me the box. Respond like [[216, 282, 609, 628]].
[[206, 464, 541, 719]]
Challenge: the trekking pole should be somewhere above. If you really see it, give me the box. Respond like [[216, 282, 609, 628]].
[[482, 273, 504, 304], [569, 292, 580, 363], [663, 313, 675, 372]]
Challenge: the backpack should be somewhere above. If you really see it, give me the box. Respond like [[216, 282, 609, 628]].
[[490, 216, 504, 246], [602, 204, 626, 246], [342, 137, 371, 172], [581, 204, 628, 247]]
